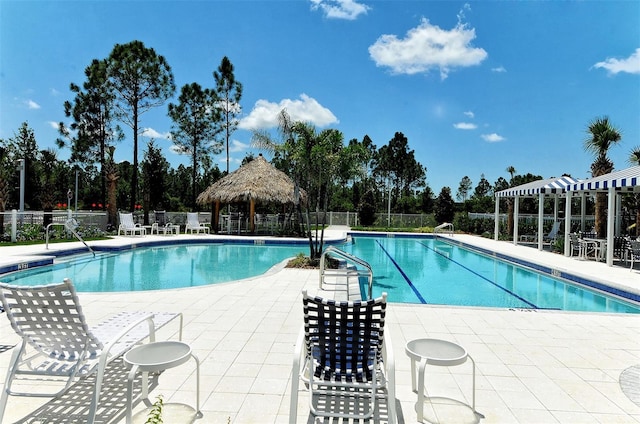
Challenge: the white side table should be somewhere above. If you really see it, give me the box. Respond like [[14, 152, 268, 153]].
[[124, 341, 201, 423], [405, 338, 482, 421]]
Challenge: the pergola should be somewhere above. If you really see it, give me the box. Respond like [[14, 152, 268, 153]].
[[196, 154, 305, 233], [494, 176, 581, 250], [565, 166, 640, 266]]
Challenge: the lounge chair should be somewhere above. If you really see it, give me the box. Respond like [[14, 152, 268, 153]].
[[185, 212, 210, 234], [152, 210, 180, 235], [289, 290, 396, 423], [117, 212, 145, 236], [543, 221, 562, 243], [0, 279, 181, 423]]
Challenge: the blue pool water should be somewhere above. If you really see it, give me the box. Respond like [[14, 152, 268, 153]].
[[1, 244, 306, 292], [2, 236, 639, 313], [342, 236, 640, 313]]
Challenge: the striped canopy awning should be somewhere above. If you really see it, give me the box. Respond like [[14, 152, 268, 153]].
[[568, 166, 640, 192], [495, 175, 580, 198]]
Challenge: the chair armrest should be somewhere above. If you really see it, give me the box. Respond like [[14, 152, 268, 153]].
[[382, 325, 397, 424]]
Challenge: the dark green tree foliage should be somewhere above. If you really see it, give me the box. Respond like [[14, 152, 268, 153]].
[[168, 82, 221, 209], [358, 189, 377, 226], [6, 123, 41, 209], [472, 174, 492, 198], [141, 141, 170, 216], [58, 58, 121, 209], [457, 176, 472, 202], [373, 132, 426, 212], [107, 40, 175, 211], [434, 186, 455, 224], [420, 186, 435, 214], [213, 56, 243, 175], [166, 165, 193, 211]]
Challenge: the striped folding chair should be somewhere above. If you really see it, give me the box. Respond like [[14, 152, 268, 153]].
[[0, 279, 181, 423], [290, 290, 396, 423]]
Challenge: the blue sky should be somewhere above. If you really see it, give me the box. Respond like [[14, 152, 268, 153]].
[[1, 0, 639, 195]]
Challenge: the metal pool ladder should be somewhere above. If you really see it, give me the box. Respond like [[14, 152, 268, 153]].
[[46, 219, 95, 257], [319, 246, 373, 300]]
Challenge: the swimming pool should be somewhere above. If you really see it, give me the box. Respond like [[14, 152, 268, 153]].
[[343, 236, 640, 313], [1, 244, 306, 292], [2, 236, 639, 313]]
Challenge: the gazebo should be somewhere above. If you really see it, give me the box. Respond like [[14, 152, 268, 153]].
[[196, 154, 305, 233], [566, 166, 640, 266], [494, 176, 581, 250]]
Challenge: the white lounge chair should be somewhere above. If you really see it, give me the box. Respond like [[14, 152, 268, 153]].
[[290, 290, 396, 423], [0, 279, 181, 423], [185, 212, 210, 234], [118, 212, 146, 236]]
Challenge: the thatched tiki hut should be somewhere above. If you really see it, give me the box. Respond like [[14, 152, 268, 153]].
[[196, 154, 305, 233]]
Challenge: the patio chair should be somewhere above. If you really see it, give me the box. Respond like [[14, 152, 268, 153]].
[[290, 290, 396, 423], [152, 210, 180, 235], [628, 240, 640, 271], [117, 212, 145, 236], [0, 279, 181, 423], [568, 233, 584, 257], [543, 221, 562, 243], [185, 212, 210, 234]]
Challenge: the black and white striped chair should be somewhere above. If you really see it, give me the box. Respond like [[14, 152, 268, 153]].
[[290, 290, 396, 423]]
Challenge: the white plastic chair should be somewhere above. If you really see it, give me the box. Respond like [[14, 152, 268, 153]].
[[290, 290, 396, 423], [117, 212, 146, 236], [185, 212, 210, 234], [0, 279, 181, 423]]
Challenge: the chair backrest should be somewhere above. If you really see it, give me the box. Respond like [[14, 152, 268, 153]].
[[302, 290, 387, 382], [548, 221, 561, 238], [155, 210, 167, 226], [630, 240, 640, 253], [0, 279, 103, 361], [187, 212, 200, 225], [119, 212, 135, 228]]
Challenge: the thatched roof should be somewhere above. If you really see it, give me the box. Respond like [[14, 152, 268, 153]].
[[196, 155, 305, 205]]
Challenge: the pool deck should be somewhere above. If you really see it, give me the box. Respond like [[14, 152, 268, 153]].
[[0, 228, 639, 423]]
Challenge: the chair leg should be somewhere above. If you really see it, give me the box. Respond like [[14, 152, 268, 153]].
[[0, 343, 24, 421]]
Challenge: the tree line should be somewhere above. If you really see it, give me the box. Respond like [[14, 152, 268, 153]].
[[1, 39, 635, 240]]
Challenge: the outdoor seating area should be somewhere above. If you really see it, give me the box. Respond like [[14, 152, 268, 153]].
[[0, 279, 182, 423]]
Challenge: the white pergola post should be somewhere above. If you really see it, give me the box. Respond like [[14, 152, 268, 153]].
[[606, 187, 615, 266], [564, 194, 572, 256], [537, 193, 545, 251], [494, 195, 500, 241], [581, 192, 587, 232], [513, 196, 520, 245]]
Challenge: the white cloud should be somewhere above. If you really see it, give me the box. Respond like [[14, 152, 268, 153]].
[[368, 16, 487, 79], [141, 127, 171, 140], [50, 88, 61, 96], [47, 121, 59, 130], [310, 0, 370, 20], [491, 66, 507, 73], [454, 122, 477, 130], [481, 133, 505, 143], [463, 111, 474, 118], [239, 94, 338, 130], [229, 139, 249, 153], [593, 48, 640, 75], [26, 99, 41, 109]]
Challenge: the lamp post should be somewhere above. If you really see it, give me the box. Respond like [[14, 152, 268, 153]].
[[16, 159, 25, 212]]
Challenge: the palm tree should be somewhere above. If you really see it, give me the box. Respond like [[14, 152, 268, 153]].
[[584, 116, 622, 236], [628, 146, 640, 236], [506, 166, 516, 236]]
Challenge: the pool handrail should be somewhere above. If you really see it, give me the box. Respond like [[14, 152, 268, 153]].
[[320, 246, 373, 300], [45, 219, 95, 257], [434, 222, 454, 235]]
